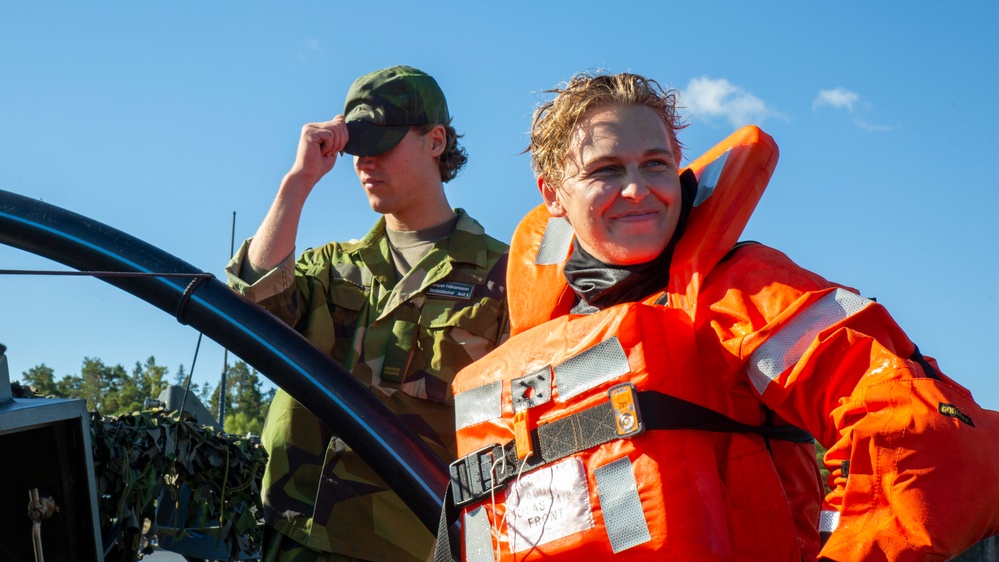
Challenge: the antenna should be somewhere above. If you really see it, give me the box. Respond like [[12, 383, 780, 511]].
[[218, 211, 236, 429]]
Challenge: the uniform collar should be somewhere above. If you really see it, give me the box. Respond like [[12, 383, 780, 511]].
[[354, 208, 485, 261], [352, 209, 492, 320], [443, 208, 490, 269]]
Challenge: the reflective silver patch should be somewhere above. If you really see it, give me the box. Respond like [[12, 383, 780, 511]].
[[535, 217, 574, 265], [454, 380, 503, 430], [464, 506, 495, 562], [505, 457, 595, 552], [554, 337, 630, 402], [693, 149, 730, 207], [819, 509, 841, 533], [512, 366, 553, 412], [594, 456, 651, 553], [748, 289, 873, 394]]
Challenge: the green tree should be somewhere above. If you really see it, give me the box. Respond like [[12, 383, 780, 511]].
[[21, 357, 176, 415], [77, 357, 129, 414], [134, 356, 169, 410], [198, 380, 214, 408], [173, 363, 215, 407], [97, 356, 171, 414], [19, 355, 270, 435], [55, 372, 83, 399], [209, 361, 272, 436], [20, 364, 60, 397], [814, 440, 831, 493]]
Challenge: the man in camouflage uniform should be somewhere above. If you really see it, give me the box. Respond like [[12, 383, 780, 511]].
[[226, 66, 509, 562]]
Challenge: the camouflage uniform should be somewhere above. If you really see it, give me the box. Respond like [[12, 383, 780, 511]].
[[226, 209, 508, 562]]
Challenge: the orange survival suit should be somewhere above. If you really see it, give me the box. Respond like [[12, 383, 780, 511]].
[[448, 126, 999, 561]]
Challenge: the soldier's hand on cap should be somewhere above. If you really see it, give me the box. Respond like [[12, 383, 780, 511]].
[[287, 115, 350, 192]]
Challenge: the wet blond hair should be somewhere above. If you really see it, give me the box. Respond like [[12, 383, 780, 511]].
[[529, 71, 687, 186]]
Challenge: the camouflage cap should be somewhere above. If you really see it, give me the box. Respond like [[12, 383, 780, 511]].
[[342, 66, 451, 157]]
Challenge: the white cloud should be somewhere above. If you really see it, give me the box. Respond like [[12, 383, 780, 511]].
[[853, 118, 896, 133], [813, 88, 860, 112], [680, 77, 778, 128], [813, 88, 893, 132], [297, 39, 323, 63]]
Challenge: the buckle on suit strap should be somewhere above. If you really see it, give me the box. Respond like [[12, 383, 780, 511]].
[[449, 443, 517, 508], [449, 383, 643, 508]]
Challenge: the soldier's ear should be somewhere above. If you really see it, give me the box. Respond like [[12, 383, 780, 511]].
[[427, 125, 446, 158], [539, 177, 566, 218]]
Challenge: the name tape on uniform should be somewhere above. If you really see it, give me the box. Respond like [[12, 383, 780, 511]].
[[426, 281, 475, 300]]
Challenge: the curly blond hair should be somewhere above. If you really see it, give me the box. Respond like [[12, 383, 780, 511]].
[[529, 71, 687, 186]]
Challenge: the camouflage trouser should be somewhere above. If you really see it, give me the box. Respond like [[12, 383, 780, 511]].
[[262, 525, 370, 562]]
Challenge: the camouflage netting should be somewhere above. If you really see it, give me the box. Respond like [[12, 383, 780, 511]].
[[90, 408, 266, 558]]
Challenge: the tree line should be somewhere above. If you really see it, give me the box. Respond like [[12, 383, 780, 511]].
[[19, 356, 274, 436]]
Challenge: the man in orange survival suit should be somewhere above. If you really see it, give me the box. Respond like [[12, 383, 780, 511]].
[[447, 71, 999, 561]]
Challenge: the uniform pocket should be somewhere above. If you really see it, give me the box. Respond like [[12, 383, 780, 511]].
[[397, 298, 503, 403], [327, 279, 367, 313], [321, 279, 368, 364]]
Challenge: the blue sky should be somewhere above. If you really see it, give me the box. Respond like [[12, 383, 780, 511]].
[[2, 2, 997, 410]]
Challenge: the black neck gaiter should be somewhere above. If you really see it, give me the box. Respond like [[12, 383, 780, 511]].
[[564, 169, 697, 313]]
